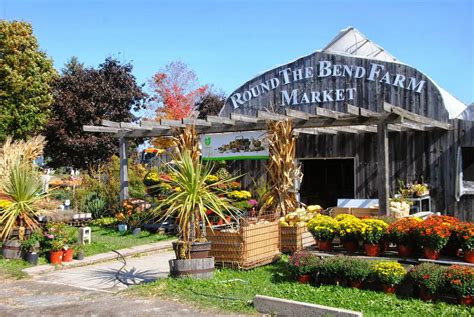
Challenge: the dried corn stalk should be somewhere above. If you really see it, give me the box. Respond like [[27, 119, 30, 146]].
[[0, 136, 46, 185], [173, 125, 201, 161], [259, 119, 298, 217]]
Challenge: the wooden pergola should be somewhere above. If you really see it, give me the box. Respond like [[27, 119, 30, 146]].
[[83, 102, 451, 214]]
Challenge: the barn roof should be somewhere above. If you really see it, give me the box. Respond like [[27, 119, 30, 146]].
[[322, 27, 468, 119]]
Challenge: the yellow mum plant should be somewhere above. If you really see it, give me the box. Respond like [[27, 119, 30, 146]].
[[360, 219, 389, 244], [307, 214, 339, 241]]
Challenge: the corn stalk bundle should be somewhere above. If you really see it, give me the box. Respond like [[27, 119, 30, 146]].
[[0, 136, 46, 186], [173, 125, 201, 161], [260, 119, 298, 217]]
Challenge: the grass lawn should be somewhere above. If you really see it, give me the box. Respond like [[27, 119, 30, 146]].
[[132, 260, 474, 316], [0, 226, 173, 278]]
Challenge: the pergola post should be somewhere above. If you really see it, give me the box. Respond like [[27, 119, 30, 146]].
[[119, 136, 129, 202], [377, 122, 390, 215]]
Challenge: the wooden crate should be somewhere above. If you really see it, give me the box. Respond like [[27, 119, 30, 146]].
[[280, 225, 316, 253], [206, 220, 280, 269], [329, 207, 379, 218]]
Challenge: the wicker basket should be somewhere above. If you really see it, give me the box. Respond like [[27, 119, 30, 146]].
[[206, 219, 280, 269], [280, 225, 315, 253]]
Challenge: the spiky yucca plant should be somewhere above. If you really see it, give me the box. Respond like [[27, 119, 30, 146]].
[[0, 162, 47, 240], [155, 151, 239, 259]]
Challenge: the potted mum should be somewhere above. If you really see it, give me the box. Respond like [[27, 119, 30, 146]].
[[62, 228, 77, 262], [408, 263, 446, 301], [307, 215, 339, 252], [388, 217, 422, 258], [360, 219, 388, 257], [155, 151, 239, 278], [372, 261, 406, 294], [417, 216, 452, 260], [453, 222, 474, 263], [345, 258, 372, 288], [43, 223, 67, 265], [287, 251, 319, 283], [336, 214, 363, 253], [444, 265, 474, 305], [317, 255, 348, 285]]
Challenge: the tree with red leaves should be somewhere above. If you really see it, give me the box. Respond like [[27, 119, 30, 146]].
[[149, 61, 207, 120]]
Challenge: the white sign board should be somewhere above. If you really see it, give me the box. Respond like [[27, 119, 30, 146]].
[[201, 131, 269, 160]]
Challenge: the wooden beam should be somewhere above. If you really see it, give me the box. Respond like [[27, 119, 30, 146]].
[[160, 119, 185, 128], [315, 107, 355, 119], [350, 125, 378, 133], [257, 110, 288, 121], [400, 121, 431, 131], [383, 102, 451, 130], [285, 109, 311, 120], [101, 119, 120, 128], [119, 137, 129, 202], [182, 118, 212, 127], [230, 113, 259, 123], [294, 128, 319, 135], [205, 116, 235, 125], [120, 122, 152, 130], [345, 104, 384, 118], [328, 127, 360, 134], [83, 125, 120, 133], [140, 120, 170, 129], [377, 122, 390, 215]]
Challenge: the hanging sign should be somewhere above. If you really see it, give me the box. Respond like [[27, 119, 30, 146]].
[[200, 131, 269, 160]]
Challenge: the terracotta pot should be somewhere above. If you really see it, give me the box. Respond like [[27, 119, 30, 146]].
[[225, 216, 231, 224], [318, 240, 333, 252], [382, 284, 397, 294], [464, 250, 474, 263], [342, 240, 358, 253], [364, 244, 380, 257], [349, 280, 363, 289], [63, 249, 74, 262], [397, 244, 413, 258], [457, 295, 474, 306], [423, 247, 440, 260], [49, 250, 63, 265], [297, 274, 311, 284], [419, 287, 437, 301]]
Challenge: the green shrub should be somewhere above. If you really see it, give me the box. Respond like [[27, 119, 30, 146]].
[[318, 256, 348, 280], [345, 258, 372, 282]]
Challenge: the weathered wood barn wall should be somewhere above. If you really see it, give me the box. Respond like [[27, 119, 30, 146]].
[[221, 51, 473, 220]]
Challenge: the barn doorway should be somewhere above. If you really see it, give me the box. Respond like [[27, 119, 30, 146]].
[[298, 158, 355, 208]]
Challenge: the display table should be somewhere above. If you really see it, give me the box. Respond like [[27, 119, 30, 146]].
[[407, 195, 432, 213]]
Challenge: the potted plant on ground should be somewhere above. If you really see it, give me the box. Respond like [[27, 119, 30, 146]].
[[345, 258, 372, 288], [453, 222, 474, 263], [75, 243, 85, 260], [0, 161, 49, 258], [360, 219, 388, 257], [417, 216, 452, 260], [444, 265, 474, 305], [372, 261, 406, 294], [287, 251, 319, 284], [62, 227, 77, 262], [408, 263, 446, 301], [154, 151, 239, 278], [317, 255, 348, 285], [388, 217, 422, 258], [307, 215, 339, 252], [336, 214, 363, 253], [20, 230, 43, 265], [43, 223, 67, 265]]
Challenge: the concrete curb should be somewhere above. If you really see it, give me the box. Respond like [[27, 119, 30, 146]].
[[22, 240, 175, 276], [254, 294, 363, 317]]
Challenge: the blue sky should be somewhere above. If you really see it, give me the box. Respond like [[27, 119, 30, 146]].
[[2, 0, 473, 104]]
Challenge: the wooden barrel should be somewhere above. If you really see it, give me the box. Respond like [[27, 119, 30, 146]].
[[169, 257, 214, 279], [2, 239, 22, 259], [190, 241, 212, 259]]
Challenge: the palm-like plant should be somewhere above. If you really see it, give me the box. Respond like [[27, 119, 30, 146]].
[[0, 162, 47, 240], [155, 151, 239, 259]]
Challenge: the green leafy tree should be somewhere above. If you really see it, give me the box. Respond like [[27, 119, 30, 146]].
[[44, 57, 147, 169], [0, 20, 57, 142]]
